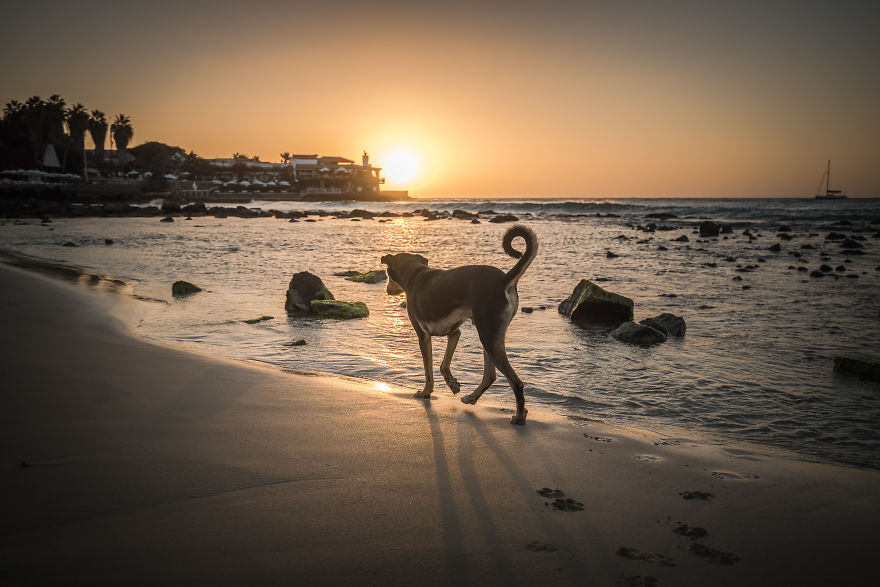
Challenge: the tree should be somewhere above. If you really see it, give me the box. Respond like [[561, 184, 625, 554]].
[[280, 151, 291, 164], [22, 96, 47, 163], [65, 103, 90, 175], [110, 114, 133, 165], [44, 94, 67, 145], [88, 110, 108, 166]]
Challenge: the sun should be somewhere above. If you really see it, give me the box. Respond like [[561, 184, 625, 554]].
[[381, 149, 422, 186]]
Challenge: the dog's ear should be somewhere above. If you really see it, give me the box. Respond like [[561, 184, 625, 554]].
[[415, 254, 428, 266], [380, 254, 391, 265]]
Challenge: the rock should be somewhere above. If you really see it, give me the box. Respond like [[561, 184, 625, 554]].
[[471, 219, 481, 224], [644, 212, 678, 219], [833, 356, 880, 382], [699, 221, 719, 237], [606, 250, 619, 258], [640, 313, 686, 337], [558, 280, 634, 325], [840, 238, 864, 249], [657, 245, 668, 251], [346, 269, 387, 284], [290, 339, 307, 346], [104, 239, 114, 245], [809, 270, 825, 278], [172, 280, 202, 296], [769, 243, 782, 252], [673, 235, 689, 242], [310, 300, 369, 319], [819, 264, 833, 272], [452, 209, 478, 220], [777, 225, 792, 232], [62, 241, 77, 247], [161, 198, 182, 212], [610, 321, 667, 345], [521, 307, 534, 313], [489, 214, 519, 223], [285, 272, 334, 313], [160, 216, 174, 223], [243, 316, 273, 324], [825, 232, 847, 241]]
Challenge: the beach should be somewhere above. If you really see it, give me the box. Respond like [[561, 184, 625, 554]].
[[2, 261, 879, 586]]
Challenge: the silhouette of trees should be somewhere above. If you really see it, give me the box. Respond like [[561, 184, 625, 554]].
[[88, 110, 108, 166], [65, 104, 89, 173], [110, 114, 133, 163]]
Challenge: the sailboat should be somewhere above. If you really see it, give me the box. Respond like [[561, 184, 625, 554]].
[[814, 160, 847, 199]]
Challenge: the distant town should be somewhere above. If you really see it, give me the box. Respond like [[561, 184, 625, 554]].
[[0, 95, 408, 202]]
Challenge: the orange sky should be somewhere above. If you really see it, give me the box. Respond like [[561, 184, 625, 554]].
[[2, 0, 878, 197]]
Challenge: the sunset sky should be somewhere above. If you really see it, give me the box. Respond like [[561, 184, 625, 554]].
[[2, 0, 877, 197]]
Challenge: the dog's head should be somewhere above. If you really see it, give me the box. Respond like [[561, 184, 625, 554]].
[[380, 253, 428, 295]]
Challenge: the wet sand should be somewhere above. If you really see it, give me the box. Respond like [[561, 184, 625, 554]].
[[1, 261, 878, 586]]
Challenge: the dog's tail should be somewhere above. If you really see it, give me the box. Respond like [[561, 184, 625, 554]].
[[502, 225, 538, 288]]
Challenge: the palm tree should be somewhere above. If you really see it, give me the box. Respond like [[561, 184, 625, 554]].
[[3, 99, 24, 119], [44, 94, 67, 145], [280, 151, 291, 165], [66, 104, 90, 175], [23, 95, 47, 163], [110, 114, 133, 165], [88, 110, 108, 166]]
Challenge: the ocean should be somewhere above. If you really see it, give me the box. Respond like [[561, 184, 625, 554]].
[[2, 197, 879, 469]]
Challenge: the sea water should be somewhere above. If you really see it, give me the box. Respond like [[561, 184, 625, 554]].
[[2, 197, 879, 469]]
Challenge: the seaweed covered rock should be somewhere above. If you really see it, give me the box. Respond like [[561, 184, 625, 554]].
[[699, 221, 720, 237], [558, 280, 634, 325], [640, 313, 686, 337], [172, 280, 202, 296], [310, 300, 369, 319], [347, 269, 387, 284], [610, 321, 667, 345], [285, 272, 334, 313]]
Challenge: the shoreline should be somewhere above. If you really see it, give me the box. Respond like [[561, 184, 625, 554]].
[[2, 260, 879, 585]]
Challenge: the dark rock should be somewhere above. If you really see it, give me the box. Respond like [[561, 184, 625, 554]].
[[160, 216, 174, 223], [797, 266, 808, 272], [825, 232, 847, 241], [606, 250, 619, 258], [172, 280, 202, 296], [673, 235, 689, 242], [452, 209, 478, 220], [840, 238, 864, 249], [833, 356, 880, 382], [610, 321, 667, 345], [778, 233, 792, 240], [471, 219, 481, 224], [243, 315, 273, 324], [699, 221, 719, 237], [558, 280, 634, 325], [62, 241, 77, 247], [809, 270, 825, 278], [161, 198, 182, 212], [644, 212, 678, 219], [777, 225, 792, 232], [640, 313, 686, 337], [104, 239, 113, 245], [657, 245, 668, 251], [290, 339, 307, 346], [769, 243, 782, 252], [489, 214, 519, 223], [285, 272, 334, 313], [820, 264, 833, 272]]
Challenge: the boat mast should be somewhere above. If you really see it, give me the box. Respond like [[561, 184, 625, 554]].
[[826, 160, 831, 194]]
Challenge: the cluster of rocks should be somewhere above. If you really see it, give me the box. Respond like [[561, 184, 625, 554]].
[[557, 279, 685, 346], [285, 271, 370, 319]]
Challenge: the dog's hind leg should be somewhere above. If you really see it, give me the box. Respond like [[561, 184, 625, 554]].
[[414, 328, 434, 398], [461, 350, 496, 405], [486, 342, 527, 425], [440, 328, 461, 394]]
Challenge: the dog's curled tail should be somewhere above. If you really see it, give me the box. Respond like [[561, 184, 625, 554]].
[[502, 225, 538, 287]]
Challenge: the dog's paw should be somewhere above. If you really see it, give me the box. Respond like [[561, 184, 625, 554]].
[[460, 394, 477, 405], [510, 411, 528, 425], [447, 378, 461, 394], [414, 389, 432, 399]]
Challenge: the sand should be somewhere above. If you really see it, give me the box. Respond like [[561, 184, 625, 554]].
[[1, 261, 878, 586]]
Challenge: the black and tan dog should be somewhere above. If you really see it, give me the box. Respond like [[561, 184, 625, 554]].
[[381, 225, 538, 424]]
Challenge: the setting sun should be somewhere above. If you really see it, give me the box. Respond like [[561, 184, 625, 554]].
[[380, 149, 422, 186]]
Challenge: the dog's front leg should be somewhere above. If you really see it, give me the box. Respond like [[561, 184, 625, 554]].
[[440, 329, 461, 394], [414, 329, 434, 398]]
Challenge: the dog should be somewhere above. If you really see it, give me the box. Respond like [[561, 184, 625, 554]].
[[381, 225, 538, 424]]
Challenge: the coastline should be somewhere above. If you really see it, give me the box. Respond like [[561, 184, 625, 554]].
[[2, 261, 879, 585]]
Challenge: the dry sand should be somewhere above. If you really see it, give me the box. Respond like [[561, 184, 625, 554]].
[[1, 262, 878, 586]]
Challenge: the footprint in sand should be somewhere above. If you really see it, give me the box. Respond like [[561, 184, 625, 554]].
[[615, 546, 677, 567], [584, 433, 613, 442], [711, 471, 759, 480], [679, 490, 714, 500], [635, 455, 660, 463], [525, 541, 557, 553], [689, 542, 741, 565], [536, 488, 585, 512], [673, 524, 709, 539]]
